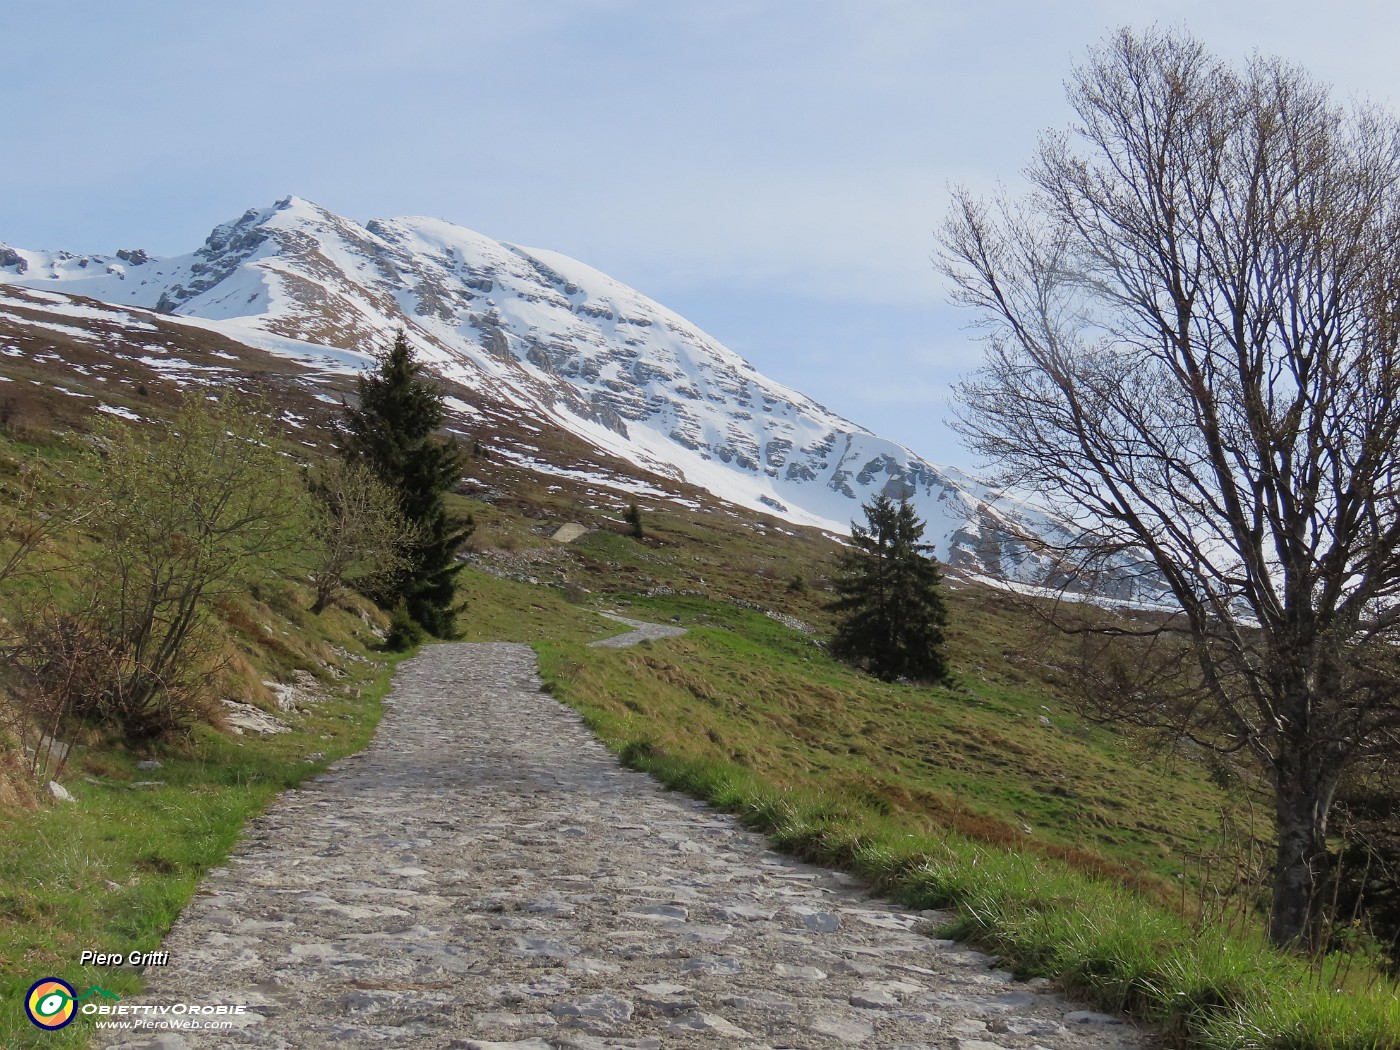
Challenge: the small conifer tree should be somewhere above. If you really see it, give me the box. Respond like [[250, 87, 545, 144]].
[[829, 495, 949, 683], [340, 331, 472, 637]]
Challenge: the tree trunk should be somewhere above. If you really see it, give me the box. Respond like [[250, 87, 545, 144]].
[[1270, 770, 1332, 950]]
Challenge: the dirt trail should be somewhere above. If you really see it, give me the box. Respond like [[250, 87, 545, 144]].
[[98, 640, 1146, 1050]]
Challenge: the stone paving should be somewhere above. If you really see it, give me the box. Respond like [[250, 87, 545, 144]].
[[100, 642, 1149, 1050]]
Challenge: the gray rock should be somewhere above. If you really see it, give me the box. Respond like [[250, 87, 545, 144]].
[[40, 735, 71, 763], [567, 956, 621, 974], [774, 962, 827, 980], [890, 1010, 945, 1025], [638, 993, 699, 1016], [677, 955, 743, 975], [710, 903, 775, 921], [665, 1011, 753, 1038], [550, 523, 589, 544], [471, 1012, 557, 1027], [220, 698, 290, 735], [791, 907, 842, 932], [550, 993, 634, 1023], [810, 1015, 877, 1043], [510, 936, 578, 958], [850, 987, 901, 1009], [721, 992, 797, 1012], [995, 1017, 1066, 1037], [1066, 1009, 1128, 1024], [832, 958, 885, 976]]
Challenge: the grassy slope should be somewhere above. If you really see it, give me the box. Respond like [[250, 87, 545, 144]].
[[452, 476, 1254, 890], [0, 636, 402, 1049], [537, 594, 1229, 887], [446, 483, 1399, 1048], [0, 654, 399, 1046], [526, 593, 1400, 1048]]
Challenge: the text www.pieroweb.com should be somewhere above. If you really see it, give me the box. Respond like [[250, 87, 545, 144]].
[[87, 1001, 246, 1031]]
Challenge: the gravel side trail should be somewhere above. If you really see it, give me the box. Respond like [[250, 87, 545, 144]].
[[586, 613, 688, 648], [98, 641, 1148, 1050]]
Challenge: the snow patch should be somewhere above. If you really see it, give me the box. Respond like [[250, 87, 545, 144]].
[[96, 404, 142, 421]]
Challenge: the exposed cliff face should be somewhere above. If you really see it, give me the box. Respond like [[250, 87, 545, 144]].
[[0, 197, 1148, 594]]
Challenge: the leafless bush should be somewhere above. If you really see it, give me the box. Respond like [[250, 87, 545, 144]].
[[5, 599, 118, 780], [79, 396, 305, 739]]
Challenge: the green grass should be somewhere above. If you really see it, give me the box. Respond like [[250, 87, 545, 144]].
[[454, 567, 624, 644], [539, 595, 1233, 887], [535, 594, 1400, 1050]]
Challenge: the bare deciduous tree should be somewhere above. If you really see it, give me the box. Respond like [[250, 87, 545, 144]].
[[939, 27, 1400, 949], [305, 458, 415, 615]]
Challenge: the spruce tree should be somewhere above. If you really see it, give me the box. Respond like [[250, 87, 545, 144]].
[[829, 495, 949, 683], [340, 331, 471, 637]]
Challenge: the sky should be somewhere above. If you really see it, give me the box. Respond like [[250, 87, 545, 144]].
[[5, 0, 1400, 472]]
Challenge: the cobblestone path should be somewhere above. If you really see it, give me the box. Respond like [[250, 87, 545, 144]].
[[101, 642, 1148, 1050]]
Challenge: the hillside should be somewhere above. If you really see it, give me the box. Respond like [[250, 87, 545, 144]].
[[0, 247, 1288, 933], [0, 331, 1249, 894], [0, 306, 1254, 890]]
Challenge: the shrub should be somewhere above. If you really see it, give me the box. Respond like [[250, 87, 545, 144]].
[[384, 601, 426, 651], [305, 459, 416, 615], [70, 394, 305, 739]]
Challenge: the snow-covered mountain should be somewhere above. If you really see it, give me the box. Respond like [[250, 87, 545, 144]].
[[0, 196, 1108, 588]]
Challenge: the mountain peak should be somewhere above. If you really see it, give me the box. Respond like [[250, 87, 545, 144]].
[[0, 198, 1130, 595]]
